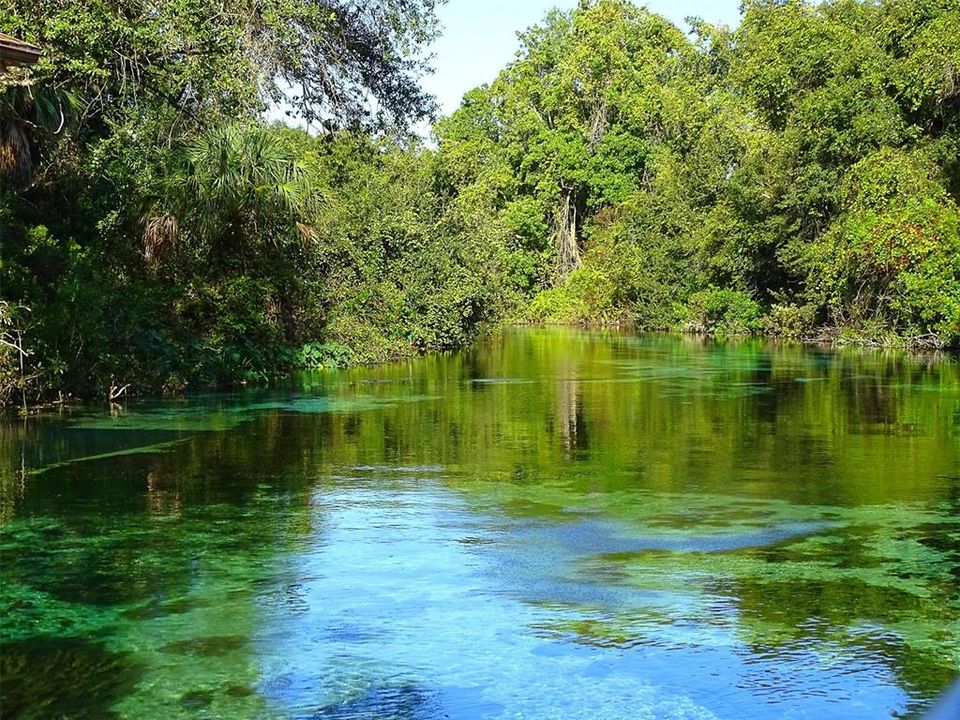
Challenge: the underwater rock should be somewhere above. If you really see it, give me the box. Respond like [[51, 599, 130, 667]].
[[180, 689, 215, 710], [122, 595, 206, 620]]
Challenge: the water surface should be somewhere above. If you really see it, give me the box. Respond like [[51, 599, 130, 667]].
[[2, 329, 958, 719]]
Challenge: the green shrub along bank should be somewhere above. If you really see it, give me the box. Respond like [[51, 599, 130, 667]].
[[0, 127, 514, 402], [2, 0, 958, 406]]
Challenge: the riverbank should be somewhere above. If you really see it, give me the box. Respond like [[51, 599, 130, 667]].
[[520, 319, 957, 352], [5, 320, 957, 416], [5, 2, 958, 415]]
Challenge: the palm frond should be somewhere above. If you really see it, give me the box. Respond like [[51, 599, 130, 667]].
[[0, 120, 32, 189], [148, 121, 324, 255], [142, 214, 180, 267]]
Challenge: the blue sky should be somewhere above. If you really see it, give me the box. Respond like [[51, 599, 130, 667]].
[[421, 1, 743, 117]]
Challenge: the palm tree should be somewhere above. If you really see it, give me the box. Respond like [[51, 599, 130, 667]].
[[143, 123, 322, 265], [0, 73, 74, 190]]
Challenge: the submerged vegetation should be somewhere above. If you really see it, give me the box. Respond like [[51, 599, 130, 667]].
[[1, 0, 959, 404]]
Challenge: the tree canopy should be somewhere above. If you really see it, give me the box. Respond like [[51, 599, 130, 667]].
[[3, 0, 441, 131], [437, 0, 959, 343]]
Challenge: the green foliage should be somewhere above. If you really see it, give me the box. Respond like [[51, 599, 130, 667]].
[[526, 207, 689, 328], [294, 342, 352, 370], [439, 0, 960, 347], [3, 0, 960, 405], [527, 267, 616, 325], [685, 289, 763, 335], [311, 135, 511, 360], [1, 0, 441, 132], [436, 0, 690, 281], [0, 0, 471, 404], [761, 303, 818, 339], [801, 148, 960, 344]]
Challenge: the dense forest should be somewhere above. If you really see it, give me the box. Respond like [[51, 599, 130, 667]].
[[1, 0, 958, 405]]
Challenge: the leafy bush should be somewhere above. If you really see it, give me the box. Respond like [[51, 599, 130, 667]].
[[527, 286, 588, 324], [802, 149, 960, 346], [527, 267, 620, 324], [295, 342, 352, 370], [685, 289, 763, 334], [761, 303, 818, 339]]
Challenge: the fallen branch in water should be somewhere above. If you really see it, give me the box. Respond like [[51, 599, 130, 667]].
[[108, 382, 131, 402]]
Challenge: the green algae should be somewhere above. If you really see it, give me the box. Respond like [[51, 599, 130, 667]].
[[161, 635, 248, 657], [26, 437, 195, 476], [0, 637, 144, 720]]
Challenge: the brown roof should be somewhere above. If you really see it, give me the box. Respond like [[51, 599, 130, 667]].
[[0, 32, 41, 67]]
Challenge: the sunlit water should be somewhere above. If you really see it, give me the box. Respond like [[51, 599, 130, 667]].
[[1, 329, 958, 719]]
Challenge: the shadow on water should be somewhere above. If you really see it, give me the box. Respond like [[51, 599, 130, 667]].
[[488, 515, 837, 609], [521, 516, 835, 554]]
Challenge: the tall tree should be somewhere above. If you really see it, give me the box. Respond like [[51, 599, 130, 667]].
[[437, 0, 688, 281]]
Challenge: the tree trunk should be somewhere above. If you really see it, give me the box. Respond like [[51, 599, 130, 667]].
[[553, 187, 580, 280]]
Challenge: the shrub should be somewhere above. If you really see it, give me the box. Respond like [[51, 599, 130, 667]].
[[761, 302, 818, 338], [803, 149, 960, 346], [685, 288, 763, 334]]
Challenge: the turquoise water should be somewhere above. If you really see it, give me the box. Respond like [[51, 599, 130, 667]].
[[1, 329, 958, 718]]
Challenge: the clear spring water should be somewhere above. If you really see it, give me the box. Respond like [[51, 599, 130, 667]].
[[1, 328, 958, 719]]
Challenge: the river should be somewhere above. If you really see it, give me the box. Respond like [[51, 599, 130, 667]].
[[1, 328, 958, 719]]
